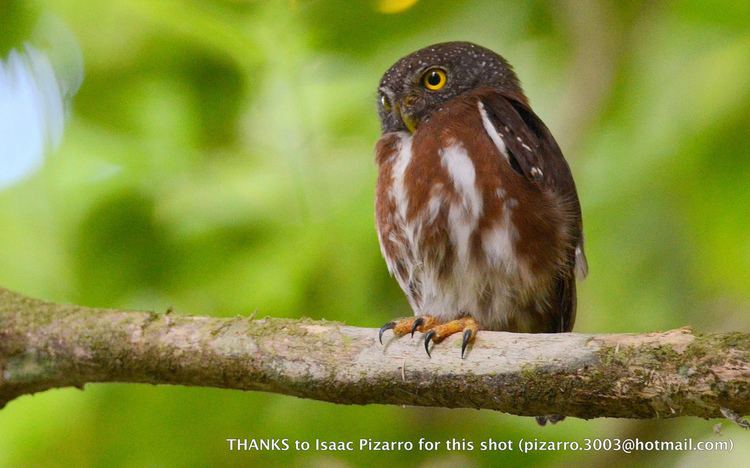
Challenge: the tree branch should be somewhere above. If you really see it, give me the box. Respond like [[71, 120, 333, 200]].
[[1, 287, 749, 420]]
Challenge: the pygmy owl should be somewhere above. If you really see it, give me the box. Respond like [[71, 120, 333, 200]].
[[376, 42, 587, 360]]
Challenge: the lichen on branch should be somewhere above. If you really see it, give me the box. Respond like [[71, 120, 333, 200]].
[[1, 287, 749, 421]]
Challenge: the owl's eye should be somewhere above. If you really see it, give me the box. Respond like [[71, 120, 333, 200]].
[[422, 68, 447, 91], [380, 94, 392, 112]]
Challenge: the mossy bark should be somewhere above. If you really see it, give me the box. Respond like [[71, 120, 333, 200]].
[[1, 287, 749, 419]]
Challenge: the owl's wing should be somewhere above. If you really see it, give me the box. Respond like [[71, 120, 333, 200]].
[[479, 90, 587, 332]]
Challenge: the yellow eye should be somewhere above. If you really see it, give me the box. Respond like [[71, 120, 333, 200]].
[[422, 68, 447, 91], [380, 94, 391, 112]]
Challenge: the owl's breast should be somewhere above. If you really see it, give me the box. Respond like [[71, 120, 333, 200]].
[[375, 96, 572, 330]]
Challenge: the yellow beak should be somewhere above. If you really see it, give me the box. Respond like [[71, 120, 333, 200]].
[[399, 107, 418, 133]]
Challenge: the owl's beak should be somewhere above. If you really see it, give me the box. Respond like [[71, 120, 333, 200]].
[[397, 97, 419, 133], [399, 108, 418, 133]]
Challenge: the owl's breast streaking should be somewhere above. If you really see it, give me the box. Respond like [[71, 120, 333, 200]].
[[376, 88, 579, 333]]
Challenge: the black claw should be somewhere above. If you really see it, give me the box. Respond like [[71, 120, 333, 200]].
[[410, 317, 424, 337], [461, 329, 473, 359], [424, 330, 436, 357], [379, 321, 395, 345]]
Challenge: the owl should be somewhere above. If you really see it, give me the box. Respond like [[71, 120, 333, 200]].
[[375, 42, 587, 360]]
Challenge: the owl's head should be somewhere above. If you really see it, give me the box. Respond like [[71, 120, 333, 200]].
[[377, 41, 524, 134]]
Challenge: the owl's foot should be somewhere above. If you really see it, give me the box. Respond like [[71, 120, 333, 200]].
[[422, 317, 479, 359], [378, 315, 439, 344], [378, 315, 479, 358]]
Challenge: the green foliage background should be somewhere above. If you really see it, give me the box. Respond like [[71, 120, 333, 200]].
[[1, 0, 750, 466]]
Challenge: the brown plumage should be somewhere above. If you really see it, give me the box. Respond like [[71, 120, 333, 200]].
[[375, 43, 587, 359]]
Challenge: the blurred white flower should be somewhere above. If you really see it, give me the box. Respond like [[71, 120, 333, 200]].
[[0, 46, 60, 188], [0, 18, 83, 189]]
